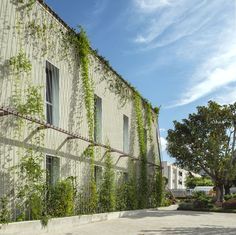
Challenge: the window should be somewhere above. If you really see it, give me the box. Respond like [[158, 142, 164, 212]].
[[46, 155, 60, 186], [94, 95, 102, 143], [94, 165, 103, 187], [46, 61, 59, 125], [178, 180, 183, 185], [179, 171, 183, 177], [123, 115, 129, 153]]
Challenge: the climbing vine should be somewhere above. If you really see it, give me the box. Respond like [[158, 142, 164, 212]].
[[9, 50, 46, 222], [76, 27, 98, 213], [133, 92, 148, 208], [0, 0, 164, 226]]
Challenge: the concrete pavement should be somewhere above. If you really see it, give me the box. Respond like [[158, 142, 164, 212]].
[[54, 205, 236, 235]]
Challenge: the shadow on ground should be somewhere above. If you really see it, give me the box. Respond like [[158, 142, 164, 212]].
[[138, 226, 236, 235], [122, 209, 211, 219]]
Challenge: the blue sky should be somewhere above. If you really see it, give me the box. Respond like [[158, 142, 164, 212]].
[[45, 0, 236, 162]]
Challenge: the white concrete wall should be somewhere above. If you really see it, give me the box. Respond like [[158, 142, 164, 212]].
[[0, 208, 155, 235], [162, 161, 201, 190], [0, 0, 160, 198]]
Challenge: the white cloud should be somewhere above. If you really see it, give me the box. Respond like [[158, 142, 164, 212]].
[[213, 87, 236, 105], [160, 136, 167, 152], [130, 0, 236, 107], [134, 0, 174, 13], [133, 0, 218, 46], [169, 41, 236, 107], [159, 128, 166, 133]]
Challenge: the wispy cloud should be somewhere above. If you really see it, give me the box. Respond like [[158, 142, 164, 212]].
[[169, 39, 236, 107], [129, 0, 236, 107], [132, 0, 217, 47], [93, 0, 108, 15], [134, 0, 174, 13], [160, 136, 167, 152], [213, 87, 236, 105]]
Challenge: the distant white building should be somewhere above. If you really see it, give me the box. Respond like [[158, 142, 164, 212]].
[[162, 161, 201, 190]]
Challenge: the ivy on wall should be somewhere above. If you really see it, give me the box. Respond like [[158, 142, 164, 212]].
[[133, 92, 148, 208], [0, 0, 164, 226], [9, 50, 46, 223]]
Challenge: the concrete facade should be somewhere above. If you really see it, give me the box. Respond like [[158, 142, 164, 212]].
[[0, 0, 160, 204], [162, 161, 201, 190]]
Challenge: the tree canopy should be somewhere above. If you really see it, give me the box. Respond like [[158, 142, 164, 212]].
[[167, 101, 236, 202], [185, 175, 213, 189]]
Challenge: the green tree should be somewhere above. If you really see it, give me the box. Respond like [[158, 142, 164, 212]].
[[167, 101, 236, 202], [48, 179, 74, 217], [185, 175, 213, 189], [99, 149, 116, 212]]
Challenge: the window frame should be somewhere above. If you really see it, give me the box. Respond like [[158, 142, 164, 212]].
[[123, 114, 129, 153], [94, 95, 102, 143], [46, 154, 60, 186], [45, 60, 59, 125]]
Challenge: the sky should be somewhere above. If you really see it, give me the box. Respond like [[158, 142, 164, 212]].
[[45, 0, 236, 163]]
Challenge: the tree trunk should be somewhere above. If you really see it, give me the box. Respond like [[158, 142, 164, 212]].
[[224, 184, 231, 195], [215, 184, 224, 203]]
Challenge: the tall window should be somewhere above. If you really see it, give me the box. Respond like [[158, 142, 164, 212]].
[[94, 165, 103, 187], [94, 95, 102, 143], [46, 61, 59, 125], [46, 155, 60, 186], [123, 115, 129, 153]]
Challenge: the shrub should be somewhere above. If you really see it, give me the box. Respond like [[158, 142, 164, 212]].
[[223, 198, 236, 209], [99, 150, 115, 213], [192, 191, 206, 199], [178, 191, 213, 210], [224, 193, 236, 201], [48, 179, 74, 217], [115, 182, 128, 211], [178, 202, 194, 210], [126, 178, 138, 210], [193, 192, 213, 209], [193, 197, 212, 209], [161, 198, 172, 207], [0, 196, 10, 224], [28, 193, 43, 220]]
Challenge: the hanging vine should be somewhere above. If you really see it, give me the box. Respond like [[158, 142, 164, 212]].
[[77, 27, 98, 213], [8, 0, 47, 221], [133, 92, 148, 208], [0, 0, 164, 224]]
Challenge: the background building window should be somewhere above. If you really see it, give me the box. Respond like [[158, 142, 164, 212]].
[[46, 61, 59, 125], [123, 115, 129, 153], [46, 155, 60, 186], [94, 95, 102, 143]]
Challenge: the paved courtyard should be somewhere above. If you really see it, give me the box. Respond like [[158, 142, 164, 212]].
[[56, 205, 236, 235]]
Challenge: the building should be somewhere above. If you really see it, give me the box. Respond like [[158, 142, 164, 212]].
[[0, 0, 161, 219], [162, 161, 201, 190]]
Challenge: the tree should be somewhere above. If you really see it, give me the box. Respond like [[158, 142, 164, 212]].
[[167, 101, 236, 202], [185, 175, 213, 189], [99, 149, 116, 212]]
